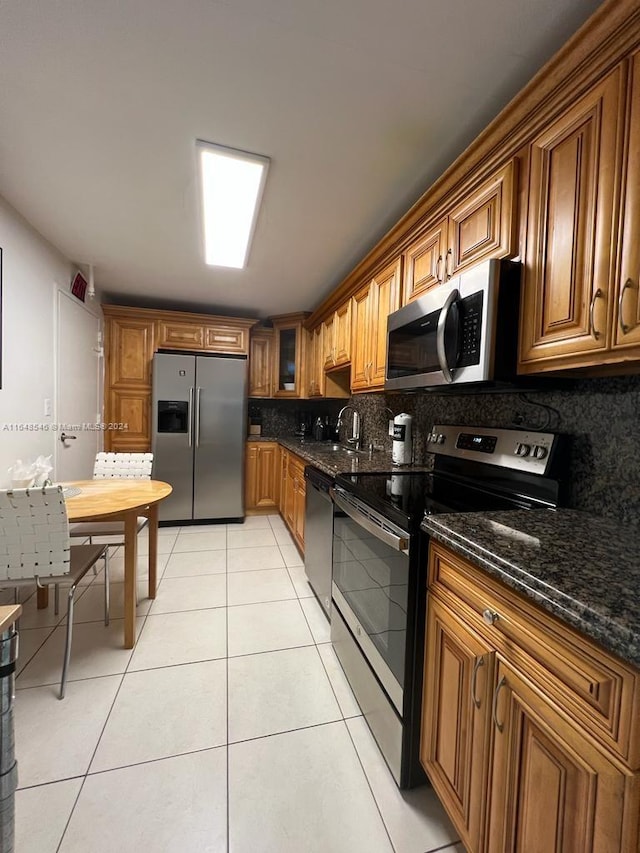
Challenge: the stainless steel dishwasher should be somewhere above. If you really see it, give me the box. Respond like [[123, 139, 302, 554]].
[[303, 466, 334, 618]]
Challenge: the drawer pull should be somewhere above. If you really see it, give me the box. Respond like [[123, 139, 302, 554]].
[[492, 675, 507, 732], [482, 608, 499, 626], [471, 655, 485, 709]]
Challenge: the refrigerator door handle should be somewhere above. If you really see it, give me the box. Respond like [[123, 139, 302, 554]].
[[188, 387, 194, 448], [195, 387, 202, 447]]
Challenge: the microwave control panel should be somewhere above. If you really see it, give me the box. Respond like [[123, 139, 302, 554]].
[[458, 292, 484, 367]]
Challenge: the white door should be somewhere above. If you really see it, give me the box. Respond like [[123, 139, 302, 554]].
[[55, 289, 101, 481]]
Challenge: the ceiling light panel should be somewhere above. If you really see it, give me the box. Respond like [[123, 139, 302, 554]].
[[197, 140, 270, 269]]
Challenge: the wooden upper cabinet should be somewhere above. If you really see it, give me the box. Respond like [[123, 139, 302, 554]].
[[402, 161, 517, 306], [333, 300, 351, 366], [307, 325, 325, 398], [157, 320, 204, 350], [421, 596, 494, 853], [369, 258, 401, 387], [350, 259, 401, 391], [322, 313, 335, 369], [614, 50, 640, 351], [486, 660, 634, 853], [107, 315, 155, 388], [248, 329, 273, 398], [519, 67, 625, 372], [350, 284, 372, 391], [447, 159, 517, 279], [204, 324, 248, 353], [322, 300, 351, 369], [272, 313, 309, 398], [403, 217, 448, 303]]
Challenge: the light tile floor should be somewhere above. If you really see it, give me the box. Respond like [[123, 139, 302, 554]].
[[12, 514, 463, 853]]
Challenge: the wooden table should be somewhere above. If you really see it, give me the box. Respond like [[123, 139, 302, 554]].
[[0, 605, 22, 633], [37, 480, 172, 648]]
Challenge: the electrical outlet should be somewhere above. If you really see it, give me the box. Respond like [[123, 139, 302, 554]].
[[44, 398, 52, 417]]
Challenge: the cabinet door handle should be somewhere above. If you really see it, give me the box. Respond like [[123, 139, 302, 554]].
[[471, 655, 485, 709], [492, 675, 507, 732], [618, 278, 636, 335], [445, 248, 453, 281], [589, 288, 603, 340], [436, 254, 443, 283]]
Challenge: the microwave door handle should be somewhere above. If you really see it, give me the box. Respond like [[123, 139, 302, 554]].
[[436, 288, 460, 384], [329, 488, 409, 553]]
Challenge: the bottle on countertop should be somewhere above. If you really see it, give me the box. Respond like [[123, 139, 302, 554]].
[[313, 417, 325, 441]]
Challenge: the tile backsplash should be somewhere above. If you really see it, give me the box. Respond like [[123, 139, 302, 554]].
[[348, 376, 640, 527], [250, 374, 640, 527]]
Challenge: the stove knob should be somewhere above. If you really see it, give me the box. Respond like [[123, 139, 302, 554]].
[[437, 434, 445, 444], [532, 445, 548, 460], [515, 443, 531, 457]]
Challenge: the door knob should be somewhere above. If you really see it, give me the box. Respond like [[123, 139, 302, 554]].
[[60, 432, 77, 444]]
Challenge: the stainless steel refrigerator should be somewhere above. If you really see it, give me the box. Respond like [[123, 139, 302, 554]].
[[152, 351, 247, 523]]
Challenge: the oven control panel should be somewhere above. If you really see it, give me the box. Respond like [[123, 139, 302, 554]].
[[427, 425, 557, 475]]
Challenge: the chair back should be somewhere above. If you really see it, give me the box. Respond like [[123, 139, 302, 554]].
[[93, 452, 153, 480], [0, 486, 71, 581]]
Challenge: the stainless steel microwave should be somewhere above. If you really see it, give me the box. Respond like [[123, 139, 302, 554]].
[[385, 258, 520, 390]]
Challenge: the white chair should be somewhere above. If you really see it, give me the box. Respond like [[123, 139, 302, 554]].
[[0, 486, 109, 699], [69, 452, 154, 545]]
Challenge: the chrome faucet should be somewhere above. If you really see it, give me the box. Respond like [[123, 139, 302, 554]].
[[337, 404, 361, 450]]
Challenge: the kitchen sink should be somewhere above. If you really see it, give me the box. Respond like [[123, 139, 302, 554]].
[[326, 444, 366, 455]]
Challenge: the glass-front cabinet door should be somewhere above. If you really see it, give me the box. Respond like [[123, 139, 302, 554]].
[[272, 312, 310, 398]]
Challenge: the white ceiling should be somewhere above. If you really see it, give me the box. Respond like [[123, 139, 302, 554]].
[[0, 0, 602, 319]]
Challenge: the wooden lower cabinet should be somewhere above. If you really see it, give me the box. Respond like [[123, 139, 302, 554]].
[[421, 596, 494, 853], [251, 444, 305, 553], [285, 454, 306, 553], [486, 659, 636, 853], [421, 543, 640, 853], [279, 447, 288, 515], [245, 442, 279, 510]]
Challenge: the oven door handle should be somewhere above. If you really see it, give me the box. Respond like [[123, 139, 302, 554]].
[[436, 287, 460, 384], [330, 488, 410, 553]]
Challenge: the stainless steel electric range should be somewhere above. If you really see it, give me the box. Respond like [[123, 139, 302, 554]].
[[330, 424, 568, 789]]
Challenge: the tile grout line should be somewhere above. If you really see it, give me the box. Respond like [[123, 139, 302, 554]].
[[343, 718, 398, 853], [54, 526, 180, 851]]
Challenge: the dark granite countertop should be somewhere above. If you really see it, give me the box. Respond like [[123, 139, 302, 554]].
[[421, 509, 640, 668], [246, 435, 432, 476]]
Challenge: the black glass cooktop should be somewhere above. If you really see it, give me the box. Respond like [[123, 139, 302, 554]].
[[334, 470, 531, 531]]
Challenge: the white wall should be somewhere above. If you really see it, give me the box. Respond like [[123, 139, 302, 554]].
[[0, 194, 102, 487]]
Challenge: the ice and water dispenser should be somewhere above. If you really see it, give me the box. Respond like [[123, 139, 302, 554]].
[[157, 400, 189, 433]]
